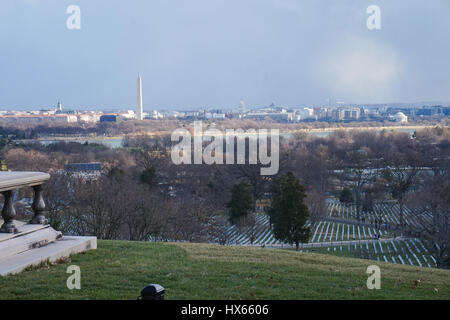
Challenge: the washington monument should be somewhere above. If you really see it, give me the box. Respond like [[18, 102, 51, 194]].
[[137, 75, 143, 120]]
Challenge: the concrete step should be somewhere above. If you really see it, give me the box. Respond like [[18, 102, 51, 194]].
[[0, 226, 62, 260], [0, 221, 49, 243], [0, 236, 97, 276]]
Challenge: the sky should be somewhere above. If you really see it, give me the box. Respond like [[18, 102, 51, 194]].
[[0, 0, 449, 110]]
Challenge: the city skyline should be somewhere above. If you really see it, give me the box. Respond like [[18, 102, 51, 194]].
[[1, 0, 450, 110], [2, 98, 449, 113]]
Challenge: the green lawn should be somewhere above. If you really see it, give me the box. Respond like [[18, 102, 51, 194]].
[[0, 240, 448, 299]]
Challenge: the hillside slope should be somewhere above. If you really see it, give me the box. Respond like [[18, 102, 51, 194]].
[[0, 240, 448, 299]]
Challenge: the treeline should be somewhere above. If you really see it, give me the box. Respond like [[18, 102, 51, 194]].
[[1, 117, 448, 140], [45, 173, 225, 243], [0, 126, 37, 139], [0, 119, 183, 138]]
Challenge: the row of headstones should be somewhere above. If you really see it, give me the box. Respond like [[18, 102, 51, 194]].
[[310, 221, 387, 243], [327, 202, 431, 230], [226, 218, 387, 246], [226, 224, 438, 269], [225, 207, 431, 247], [226, 200, 430, 245], [224, 214, 438, 269], [299, 239, 436, 268]]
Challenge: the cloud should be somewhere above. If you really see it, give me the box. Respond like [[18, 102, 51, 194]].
[[314, 35, 403, 104]]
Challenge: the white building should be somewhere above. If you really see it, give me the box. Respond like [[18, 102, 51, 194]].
[[212, 113, 226, 119], [295, 108, 315, 121], [118, 110, 136, 120], [245, 112, 293, 122], [239, 99, 246, 112], [77, 114, 100, 123], [0, 114, 78, 123], [149, 110, 163, 119], [391, 112, 408, 123]]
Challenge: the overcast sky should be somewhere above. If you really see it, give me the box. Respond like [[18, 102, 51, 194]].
[[1, 0, 449, 110]]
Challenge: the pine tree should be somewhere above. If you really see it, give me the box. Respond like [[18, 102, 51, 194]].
[[268, 172, 310, 250], [339, 187, 354, 205], [227, 181, 253, 225], [140, 167, 156, 187]]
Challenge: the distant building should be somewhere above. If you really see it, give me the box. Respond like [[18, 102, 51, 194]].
[[100, 114, 117, 122], [330, 108, 360, 121], [416, 106, 444, 116], [0, 114, 77, 123], [148, 110, 163, 119], [245, 112, 293, 122], [239, 99, 246, 113], [391, 112, 408, 123], [205, 112, 226, 119], [117, 110, 136, 120], [330, 109, 344, 121], [64, 163, 102, 173], [77, 114, 100, 123], [184, 111, 200, 118], [295, 108, 315, 121], [347, 108, 360, 120], [314, 107, 328, 119]]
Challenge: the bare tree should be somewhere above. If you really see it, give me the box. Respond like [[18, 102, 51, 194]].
[[305, 188, 327, 223], [66, 176, 127, 239], [407, 167, 449, 268], [123, 185, 165, 241], [207, 214, 231, 245], [382, 146, 421, 229], [235, 212, 258, 245], [44, 173, 72, 230], [159, 201, 215, 242]]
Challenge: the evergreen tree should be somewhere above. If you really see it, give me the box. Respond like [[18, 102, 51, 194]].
[[227, 181, 253, 225], [339, 187, 354, 205], [268, 172, 310, 250], [140, 167, 156, 187]]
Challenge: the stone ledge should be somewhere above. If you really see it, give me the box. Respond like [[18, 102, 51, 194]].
[[0, 223, 49, 243], [0, 171, 50, 192], [0, 236, 97, 276], [0, 226, 61, 260]]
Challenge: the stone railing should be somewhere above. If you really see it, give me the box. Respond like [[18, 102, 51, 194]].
[[0, 171, 50, 233]]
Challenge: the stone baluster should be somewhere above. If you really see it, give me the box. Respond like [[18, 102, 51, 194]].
[[30, 185, 48, 225], [1, 190, 18, 233]]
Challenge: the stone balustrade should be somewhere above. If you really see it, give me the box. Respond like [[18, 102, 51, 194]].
[[0, 172, 50, 233]]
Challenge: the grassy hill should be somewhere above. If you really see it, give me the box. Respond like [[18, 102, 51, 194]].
[[0, 240, 448, 299]]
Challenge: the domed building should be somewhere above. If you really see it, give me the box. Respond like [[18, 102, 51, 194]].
[[392, 112, 408, 123]]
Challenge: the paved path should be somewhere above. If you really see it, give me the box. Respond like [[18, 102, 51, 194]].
[[319, 216, 395, 231]]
